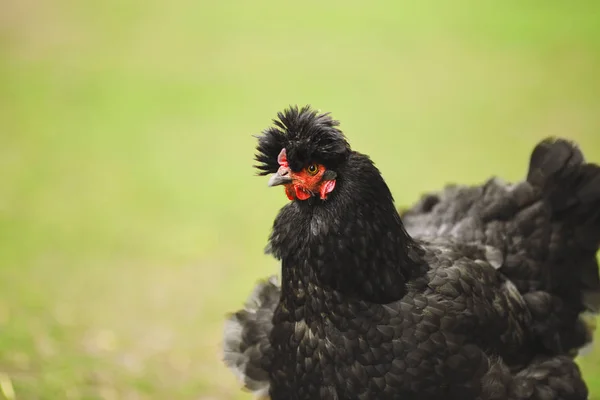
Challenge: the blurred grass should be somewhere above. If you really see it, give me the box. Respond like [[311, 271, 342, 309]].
[[1, 0, 600, 398]]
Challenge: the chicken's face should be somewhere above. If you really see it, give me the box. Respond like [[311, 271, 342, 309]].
[[254, 105, 351, 202], [267, 148, 337, 201]]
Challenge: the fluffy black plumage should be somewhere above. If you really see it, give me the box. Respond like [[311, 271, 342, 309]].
[[401, 138, 600, 354], [254, 105, 350, 174], [223, 276, 279, 398], [223, 106, 598, 400]]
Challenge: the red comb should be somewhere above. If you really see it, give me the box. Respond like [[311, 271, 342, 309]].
[[277, 148, 288, 167]]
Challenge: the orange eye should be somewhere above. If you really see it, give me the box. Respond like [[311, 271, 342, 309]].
[[306, 164, 319, 175]]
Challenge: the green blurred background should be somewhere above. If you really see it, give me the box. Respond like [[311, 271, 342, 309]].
[[1, 1, 599, 399]]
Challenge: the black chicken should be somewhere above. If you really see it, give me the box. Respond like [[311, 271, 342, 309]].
[[223, 106, 600, 400]]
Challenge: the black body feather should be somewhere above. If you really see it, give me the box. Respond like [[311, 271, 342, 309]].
[[223, 106, 598, 400], [401, 137, 600, 354]]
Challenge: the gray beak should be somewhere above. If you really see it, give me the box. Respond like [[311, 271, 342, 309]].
[[268, 168, 292, 187]]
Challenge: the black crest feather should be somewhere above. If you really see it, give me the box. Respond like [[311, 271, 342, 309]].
[[254, 105, 351, 175]]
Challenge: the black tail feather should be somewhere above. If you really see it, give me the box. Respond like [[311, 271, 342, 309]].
[[526, 138, 600, 311]]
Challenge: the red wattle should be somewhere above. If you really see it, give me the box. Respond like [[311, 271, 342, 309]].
[[295, 186, 311, 201], [284, 185, 295, 200], [319, 180, 336, 199]]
